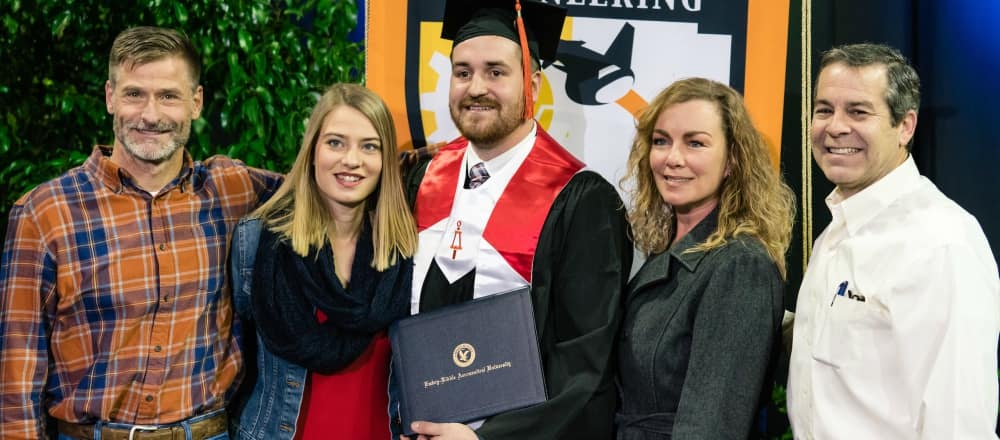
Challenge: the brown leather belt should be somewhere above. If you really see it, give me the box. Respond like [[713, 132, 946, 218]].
[[57, 411, 227, 440]]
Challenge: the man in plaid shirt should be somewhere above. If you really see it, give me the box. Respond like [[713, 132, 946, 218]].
[[0, 27, 281, 439]]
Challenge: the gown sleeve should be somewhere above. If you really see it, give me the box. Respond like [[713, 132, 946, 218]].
[[476, 171, 633, 439]]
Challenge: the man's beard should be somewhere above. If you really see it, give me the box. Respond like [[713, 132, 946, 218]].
[[113, 116, 189, 164], [450, 96, 524, 148]]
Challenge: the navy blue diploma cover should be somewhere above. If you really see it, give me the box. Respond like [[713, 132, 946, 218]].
[[390, 287, 546, 435]]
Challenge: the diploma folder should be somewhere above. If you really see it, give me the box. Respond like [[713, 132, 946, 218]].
[[390, 287, 546, 435]]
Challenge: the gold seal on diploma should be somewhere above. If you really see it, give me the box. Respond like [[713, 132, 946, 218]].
[[452, 343, 476, 367]]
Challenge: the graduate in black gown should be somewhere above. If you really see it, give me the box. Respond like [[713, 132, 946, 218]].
[[398, 1, 633, 439]]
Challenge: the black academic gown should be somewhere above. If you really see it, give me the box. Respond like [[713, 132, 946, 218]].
[[406, 160, 633, 440]]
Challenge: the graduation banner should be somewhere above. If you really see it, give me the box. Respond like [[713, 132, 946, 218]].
[[366, 0, 792, 186]]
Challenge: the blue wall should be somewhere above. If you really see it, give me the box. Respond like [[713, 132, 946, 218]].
[[914, 0, 1000, 266]]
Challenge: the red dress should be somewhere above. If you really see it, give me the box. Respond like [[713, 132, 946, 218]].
[[295, 310, 392, 439]]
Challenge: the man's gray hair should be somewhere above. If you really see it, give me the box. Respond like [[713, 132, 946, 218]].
[[109, 26, 201, 90], [818, 43, 921, 127]]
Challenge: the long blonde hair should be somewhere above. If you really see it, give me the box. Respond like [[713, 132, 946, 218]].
[[623, 78, 795, 278], [251, 83, 417, 270]]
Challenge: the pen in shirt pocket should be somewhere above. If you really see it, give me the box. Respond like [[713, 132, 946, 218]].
[[830, 281, 848, 306]]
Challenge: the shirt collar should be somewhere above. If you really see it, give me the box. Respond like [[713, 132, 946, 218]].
[[628, 207, 720, 293], [669, 206, 720, 272], [85, 145, 196, 195], [825, 155, 920, 236], [466, 121, 537, 175]]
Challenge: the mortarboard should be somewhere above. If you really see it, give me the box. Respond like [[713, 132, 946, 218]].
[[441, 0, 567, 119], [441, 0, 566, 63]]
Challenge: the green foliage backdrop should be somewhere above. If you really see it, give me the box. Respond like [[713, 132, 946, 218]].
[[0, 0, 365, 239]]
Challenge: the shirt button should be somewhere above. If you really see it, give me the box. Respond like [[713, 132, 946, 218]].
[[154, 345, 162, 352], [159, 244, 166, 251], [145, 395, 154, 402]]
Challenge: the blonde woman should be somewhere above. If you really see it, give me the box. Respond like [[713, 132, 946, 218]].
[[616, 78, 795, 439], [230, 83, 417, 439]]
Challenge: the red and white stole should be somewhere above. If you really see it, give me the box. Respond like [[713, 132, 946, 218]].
[[412, 128, 583, 313]]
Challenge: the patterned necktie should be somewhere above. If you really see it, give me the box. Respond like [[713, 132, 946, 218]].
[[468, 162, 490, 188]]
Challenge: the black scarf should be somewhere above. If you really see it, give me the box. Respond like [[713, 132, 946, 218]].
[[251, 221, 411, 374]]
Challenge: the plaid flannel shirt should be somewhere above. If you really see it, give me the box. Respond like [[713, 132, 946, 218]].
[[0, 146, 281, 439]]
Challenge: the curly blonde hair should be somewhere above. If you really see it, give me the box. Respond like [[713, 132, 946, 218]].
[[622, 78, 796, 278]]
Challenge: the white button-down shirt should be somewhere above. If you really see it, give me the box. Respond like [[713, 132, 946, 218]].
[[788, 156, 1000, 439]]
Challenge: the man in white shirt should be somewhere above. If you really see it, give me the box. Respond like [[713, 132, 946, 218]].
[[788, 43, 1000, 439]]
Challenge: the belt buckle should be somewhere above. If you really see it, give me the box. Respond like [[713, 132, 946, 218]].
[[128, 424, 159, 440]]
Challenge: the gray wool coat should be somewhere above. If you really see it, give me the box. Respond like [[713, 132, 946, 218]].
[[616, 212, 784, 440]]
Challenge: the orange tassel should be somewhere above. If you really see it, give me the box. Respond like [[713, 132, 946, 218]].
[[514, 0, 534, 120]]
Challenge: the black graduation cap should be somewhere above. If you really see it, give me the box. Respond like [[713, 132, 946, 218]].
[[440, 0, 567, 63]]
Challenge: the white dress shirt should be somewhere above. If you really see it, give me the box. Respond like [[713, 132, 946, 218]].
[[463, 120, 535, 177], [788, 156, 1000, 439]]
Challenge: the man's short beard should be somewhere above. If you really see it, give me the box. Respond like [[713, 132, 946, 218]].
[[450, 96, 524, 148], [113, 116, 188, 164]]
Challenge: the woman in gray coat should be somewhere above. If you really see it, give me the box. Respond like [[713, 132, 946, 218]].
[[616, 78, 796, 439]]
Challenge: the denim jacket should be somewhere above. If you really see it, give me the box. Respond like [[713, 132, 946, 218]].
[[229, 218, 310, 440], [231, 218, 408, 440]]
